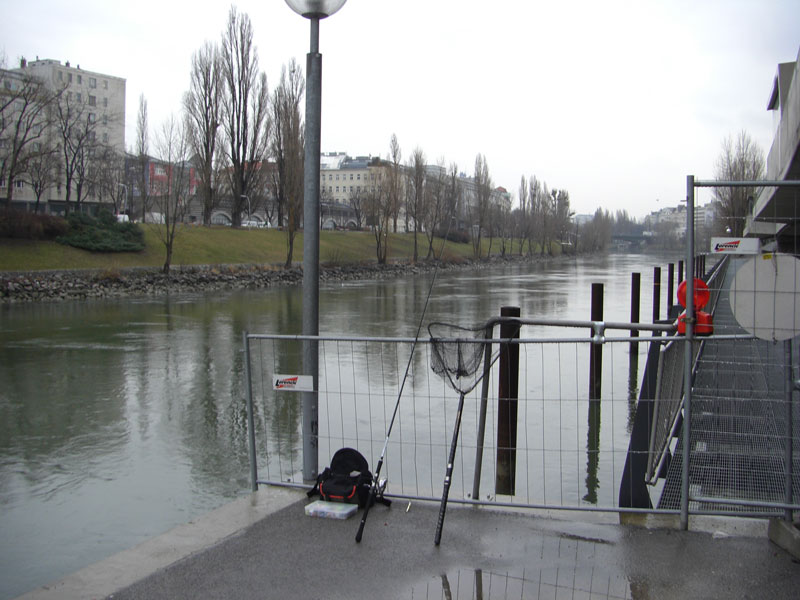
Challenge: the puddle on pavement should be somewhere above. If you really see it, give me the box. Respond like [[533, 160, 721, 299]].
[[407, 567, 646, 599]]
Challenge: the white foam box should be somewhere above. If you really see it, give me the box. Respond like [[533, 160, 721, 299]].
[[304, 500, 358, 519]]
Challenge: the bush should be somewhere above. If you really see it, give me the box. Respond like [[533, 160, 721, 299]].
[[435, 228, 470, 245], [57, 210, 145, 252], [0, 208, 69, 240]]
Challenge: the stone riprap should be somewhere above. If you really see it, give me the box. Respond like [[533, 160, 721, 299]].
[[1, 256, 540, 303]]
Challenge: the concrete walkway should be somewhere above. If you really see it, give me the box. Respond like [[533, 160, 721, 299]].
[[16, 487, 800, 600]]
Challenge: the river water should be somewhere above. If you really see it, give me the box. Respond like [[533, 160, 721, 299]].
[[0, 252, 681, 599]]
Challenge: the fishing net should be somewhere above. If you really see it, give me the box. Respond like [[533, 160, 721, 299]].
[[428, 321, 493, 395]]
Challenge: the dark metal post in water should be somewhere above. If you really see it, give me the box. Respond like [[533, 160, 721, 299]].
[[630, 273, 641, 342], [496, 306, 520, 496], [668, 263, 675, 310], [652, 267, 661, 322], [589, 284, 604, 400]]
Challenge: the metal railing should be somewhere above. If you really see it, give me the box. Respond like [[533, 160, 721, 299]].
[[646, 256, 730, 484], [244, 319, 679, 514]]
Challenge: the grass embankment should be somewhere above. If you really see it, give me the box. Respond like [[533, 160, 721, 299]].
[[0, 225, 525, 272]]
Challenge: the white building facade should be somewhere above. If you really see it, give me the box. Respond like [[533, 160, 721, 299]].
[[0, 58, 126, 214]]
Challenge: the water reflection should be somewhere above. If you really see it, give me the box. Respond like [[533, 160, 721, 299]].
[[0, 253, 680, 599]]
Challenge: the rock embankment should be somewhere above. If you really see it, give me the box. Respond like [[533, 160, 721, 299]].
[[1, 256, 540, 304]]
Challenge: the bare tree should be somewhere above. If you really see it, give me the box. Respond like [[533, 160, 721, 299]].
[[364, 162, 390, 264], [0, 68, 60, 205], [387, 133, 403, 233], [220, 6, 271, 228], [552, 189, 573, 249], [135, 94, 150, 222], [422, 158, 447, 259], [93, 146, 127, 215], [713, 130, 764, 236], [270, 59, 304, 267], [151, 115, 193, 273], [184, 42, 222, 225], [470, 153, 492, 258], [54, 89, 99, 215], [528, 175, 542, 256], [517, 175, 528, 255], [348, 187, 365, 229], [24, 140, 60, 213], [407, 146, 425, 262], [445, 162, 461, 230]]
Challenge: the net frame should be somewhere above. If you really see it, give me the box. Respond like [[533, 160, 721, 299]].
[[428, 321, 494, 395]]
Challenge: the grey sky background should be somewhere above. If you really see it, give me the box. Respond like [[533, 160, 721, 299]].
[[2, 0, 798, 219]]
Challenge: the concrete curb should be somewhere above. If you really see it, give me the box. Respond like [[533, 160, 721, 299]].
[[14, 487, 305, 600], [768, 518, 800, 560]]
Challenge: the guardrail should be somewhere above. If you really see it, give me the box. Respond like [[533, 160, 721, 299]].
[[243, 318, 678, 514]]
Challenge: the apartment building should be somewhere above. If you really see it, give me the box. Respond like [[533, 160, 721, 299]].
[[0, 58, 126, 214], [320, 152, 511, 231]]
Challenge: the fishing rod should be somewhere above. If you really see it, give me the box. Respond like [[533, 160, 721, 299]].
[[355, 219, 453, 543]]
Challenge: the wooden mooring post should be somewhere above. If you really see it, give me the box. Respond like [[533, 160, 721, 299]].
[[495, 306, 520, 495]]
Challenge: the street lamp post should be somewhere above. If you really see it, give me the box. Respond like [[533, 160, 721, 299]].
[[284, 0, 347, 482]]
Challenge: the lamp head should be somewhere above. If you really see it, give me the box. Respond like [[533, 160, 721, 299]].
[[284, 0, 347, 18]]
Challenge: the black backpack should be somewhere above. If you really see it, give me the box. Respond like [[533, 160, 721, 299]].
[[307, 448, 390, 509]]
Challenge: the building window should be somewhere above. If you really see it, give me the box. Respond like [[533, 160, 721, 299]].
[[357, 186, 361, 192], [350, 174, 353, 180], [68, 73, 72, 83], [76, 93, 81, 103], [335, 186, 339, 193], [77, 74, 82, 85], [102, 114, 107, 125], [88, 113, 95, 122], [102, 132, 108, 143], [357, 174, 361, 180], [103, 80, 108, 89], [58, 71, 63, 81], [89, 95, 96, 107], [15, 180, 24, 188], [89, 77, 96, 88]]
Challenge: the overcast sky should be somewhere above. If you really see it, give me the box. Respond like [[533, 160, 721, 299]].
[[2, 0, 798, 218]]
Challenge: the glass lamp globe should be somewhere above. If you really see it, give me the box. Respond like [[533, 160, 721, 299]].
[[284, 0, 347, 18]]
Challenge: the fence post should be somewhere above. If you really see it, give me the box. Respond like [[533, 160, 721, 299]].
[[682, 175, 696, 530], [243, 332, 258, 492], [472, 327, 494, 501], [496, 306, 520, 496], [785, 339, 795, 522]]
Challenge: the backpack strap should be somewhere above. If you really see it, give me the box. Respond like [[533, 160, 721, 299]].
[[306, 467, 330, 499]]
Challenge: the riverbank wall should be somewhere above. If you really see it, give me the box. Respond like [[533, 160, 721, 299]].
[[1, 254, 557, 304]]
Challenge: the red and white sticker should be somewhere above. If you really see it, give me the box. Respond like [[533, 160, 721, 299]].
[[272, 374, 313, 392], [710, 237, 760, 254]]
